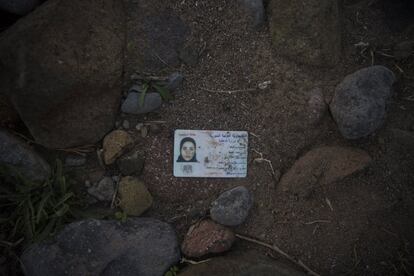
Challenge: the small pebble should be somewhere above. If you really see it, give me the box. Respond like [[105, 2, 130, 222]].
[[135, 123, 144, 131], [64, 155, 87, 167], [141, 126, 148, 138], [122, 120, 130, 129], [87, 177, 115, 202], [150, 124, 162, 135]]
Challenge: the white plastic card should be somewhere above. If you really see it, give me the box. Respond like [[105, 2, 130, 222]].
[[173, 129, 248, 178]]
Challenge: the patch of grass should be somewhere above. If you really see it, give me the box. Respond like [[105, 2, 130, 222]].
[[0, 160, 79, 245], [139, 80, 174, 107], [0, 160, 81, 274], [164, 265, 179, 276]]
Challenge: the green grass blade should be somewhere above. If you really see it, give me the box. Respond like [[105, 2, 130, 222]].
[[54, 204, 70, 217], [139, 83, 149, 107], [55, 192, 74, 208], [152, 83, 174, 101], [35, 192, 52, 224]]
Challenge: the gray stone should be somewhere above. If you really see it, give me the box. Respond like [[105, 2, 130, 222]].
[[117, 150, 144, 176], [128, 84, 145, 94], [122, 120, 130, 129], [125, 5, 190, 75], [0, 0, 40, 15], [121, 92, 162, 114], [87, 176, 114, 202], [179, 251, 305, 276], [0, 0, 124, 148], [268, 0, 342, 66], [0, 128, 50, 182], [21, 218, 180, 276], [64, 155, 86, 167], [166, 72, 184, 91], [135, 123, 144, 131], [210, 186, 253, 226], [238, 0, 265, 27], [330, 66, 396, 139]]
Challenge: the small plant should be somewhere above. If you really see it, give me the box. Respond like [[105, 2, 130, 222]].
[[164, 265, 179, 276], [139, 80, 174, 107], [114, 210, 128, 223], [0, 160, 79, 246]]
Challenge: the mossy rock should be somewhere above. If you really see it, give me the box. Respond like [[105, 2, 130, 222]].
[[118, 176, 153, 216]]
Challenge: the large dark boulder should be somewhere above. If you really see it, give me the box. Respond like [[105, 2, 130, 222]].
[[0, 128, 50, 182], [21, 218, 181, 276], [268, 0, 342, 67], [0, 0, 125, 148], [0, 0, 40, 15]]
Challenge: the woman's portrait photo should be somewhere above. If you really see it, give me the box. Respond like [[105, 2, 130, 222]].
[[177, 137, 198, 162]]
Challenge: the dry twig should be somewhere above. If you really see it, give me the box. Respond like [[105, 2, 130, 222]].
[[235, 233, 320, 276], [325, 197, 334, 211], [252, 149, 276, 178], [201, 80, 271, 94], [201, 87, 257, 94], [181, 257, 211, 265], [57, 144, 95, 155], [303, 220, 331, 225]]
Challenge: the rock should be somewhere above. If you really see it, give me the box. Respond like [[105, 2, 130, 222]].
[[117, 150, 144, 176], [306, 88, 327, 125], [0, 95, 19, 128], [179, 251, 306, 276], [0, 0, 40, 15], [122, 120, 130, 130], [393, 40, 414, 59], [330, 66, 396, 139], [238, 0, 265, 27], [21, 218, 180, 276], [0, 128, 50, 182], [87, 176, 114, 202], [128, 84, 145, 94], [0, 0, 124, 148], [268, 0, 342, 66], [118, 176, 153, 216], [210, 186, 253, 226], [112, 175, 120, 183], [135, 122, 144, 131], [181, 220, 236, 258], [86, 168, 106, 184], [279, 146, 372, 197], [64, 155, 86, 167], [121, 92, 162, 115], [102, 130, 133, 165], [149, 124, 162, 135], [166, 72, 184, 91], [125, 5, 190, 75], [179, 46, 199, 66]]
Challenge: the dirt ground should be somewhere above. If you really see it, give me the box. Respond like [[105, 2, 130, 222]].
[[123, 0, 414, 275], [2, 0, 414, 275]]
